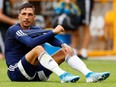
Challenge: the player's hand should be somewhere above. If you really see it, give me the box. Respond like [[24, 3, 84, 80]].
[[61, 43, 74, 56], [52, 25, 65, 34]]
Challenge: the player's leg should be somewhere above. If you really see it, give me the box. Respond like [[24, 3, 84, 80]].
[[37, 48, 110, 83], [8, 45, 45, 81], [51, 48, 110, 82], [0, 31, 5, 59], [25, 45, 80, 82], [8, 57, 38, 81], [51, 49, 92, 76], [80, 0, 94, 59], [51, 49, 66, 64], [79, 24, 90, 59], [65, 54, 110, 82], [33, 49, 68, 81], [71, 29, 80, 55]]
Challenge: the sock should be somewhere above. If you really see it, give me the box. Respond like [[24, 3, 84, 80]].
[[73, 48, 78, 55], [38, 52, 65, 76], [65, 55, 92, 76], [81, 48, 87, 58]]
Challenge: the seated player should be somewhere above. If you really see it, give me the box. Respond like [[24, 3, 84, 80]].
[[5, 3, 110, 83]]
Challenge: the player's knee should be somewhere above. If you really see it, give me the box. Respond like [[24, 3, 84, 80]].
[[34, 46, 45, 53]]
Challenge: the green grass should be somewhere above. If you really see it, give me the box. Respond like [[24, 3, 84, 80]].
[[0, 59, 116, 87]]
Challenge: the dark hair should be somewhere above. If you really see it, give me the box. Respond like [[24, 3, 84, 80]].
[[19, 3, 35, 13]]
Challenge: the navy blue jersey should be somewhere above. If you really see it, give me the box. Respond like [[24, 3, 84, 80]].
[[5, 23, 64, 67]]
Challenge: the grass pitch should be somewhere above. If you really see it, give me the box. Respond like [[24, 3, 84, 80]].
[[0, 59, 116, 87]]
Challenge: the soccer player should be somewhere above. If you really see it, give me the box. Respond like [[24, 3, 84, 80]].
[[76, 0, 94, 59], [5, 3, 110, 83]]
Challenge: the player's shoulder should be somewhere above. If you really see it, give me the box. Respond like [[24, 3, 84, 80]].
[[31, 25, 43, 30], [8, 23, 21, 31], [8, 23, 22, 33]]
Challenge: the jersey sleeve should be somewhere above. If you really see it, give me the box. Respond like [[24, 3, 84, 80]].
[[22, 29, 51, 38], [47, 37, 64, 47], [15, 29, 55, 48], [22, 29, 64, 47]]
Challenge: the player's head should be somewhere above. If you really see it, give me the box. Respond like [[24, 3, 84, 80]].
[[18, 3, 35, 29]]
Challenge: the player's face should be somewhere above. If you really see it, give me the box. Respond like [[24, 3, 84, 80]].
[[18, 8, 35, 29]]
